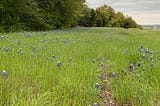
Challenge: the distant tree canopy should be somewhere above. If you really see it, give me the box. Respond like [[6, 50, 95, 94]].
[[0, 1, 141, 32], [78, 5, 141, 29]]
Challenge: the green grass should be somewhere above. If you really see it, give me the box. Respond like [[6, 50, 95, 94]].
[[0, 28, 160, 106]]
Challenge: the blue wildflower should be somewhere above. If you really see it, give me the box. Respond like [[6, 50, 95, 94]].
[[99, 63, 104, 67], [150, 63, 154, 68], [137, 62, 141, 67], [139, 45, 143, 49], [142, 67, 145, 71], [145, 48, 149, 54], [98, 75, 102, 80], [100, 83, 105, 89], [57, 61, 62, 67], [111, 72, 116, 78], [93, 103, 98, 106], [2, 70, 6, 77], [129, 64, 134, 71], [4, 47, 10, 52], [52, 55, 55, 59], [95, 83, 99, 88], [142, 54, 145, 59]]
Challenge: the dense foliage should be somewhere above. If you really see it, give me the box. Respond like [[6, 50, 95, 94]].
[[78, 5, 141, 29], [0, 0, 85, 32], [0, 1, 140, 32]]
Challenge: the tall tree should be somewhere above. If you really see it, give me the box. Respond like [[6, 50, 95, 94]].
[[124, 16, 137, 28], [55, 0, 85, 28], [0, 0, 18, 31], [89, 9, 97, 27], [78, 6, 92, 27]]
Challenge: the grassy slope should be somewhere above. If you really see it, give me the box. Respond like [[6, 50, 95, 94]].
[[0, 28, 160, 106]]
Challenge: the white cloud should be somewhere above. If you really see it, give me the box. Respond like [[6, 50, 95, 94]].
[[86, 0, 160, 25]]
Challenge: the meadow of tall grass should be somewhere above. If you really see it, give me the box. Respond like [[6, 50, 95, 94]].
[[0, 28, 160, 106]]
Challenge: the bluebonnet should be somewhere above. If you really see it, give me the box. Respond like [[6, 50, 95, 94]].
[[150, 63, 154, 68], [129, 64, 134, 71], [111, 72, 116, 77], [4, 47, 10, 52], [93, 103, 98, 106], [95, 83, 99, 88], [100, 83, 105, 90], [137, 62, 141, 67], [57, 61, 62, 67], [142, 67, 145, 71], [98, 75, 102, 80], [145, 48, 149, 54], [52, 55, 55, 59], [99, 63, 104, 67], [2, 70, 6, 77], [139, 45, 143, 49], [142, 54, 145, 59]]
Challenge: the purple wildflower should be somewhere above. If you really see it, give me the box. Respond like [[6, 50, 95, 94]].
[[137, 62, 141, 67], [2, 70, 6, 77], [111, 72, 116, 78], [95, 83, 99, 88], [129, 64, 134, 72], [57, 61, 62, 67]]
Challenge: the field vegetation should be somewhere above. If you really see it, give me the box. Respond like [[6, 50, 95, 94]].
[[0, 28, 160, 106]]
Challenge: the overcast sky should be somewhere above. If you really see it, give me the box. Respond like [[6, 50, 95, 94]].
[[86, 0, 160, 25]]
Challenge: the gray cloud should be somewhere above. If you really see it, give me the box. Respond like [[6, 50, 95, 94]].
[[86, 0, 160, 25]]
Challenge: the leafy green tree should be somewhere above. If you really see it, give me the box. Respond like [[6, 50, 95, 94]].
[[14, 0, 46, 30], [124, 16, 137, 28], [0, 0, 19, 32], [78, 4, 140, 29], [116, 12, 125, 27], [78, 6, 92, 27], [96, 6, 110, 27], [89, 9, 97, 27], [54, 0, 85, 28]]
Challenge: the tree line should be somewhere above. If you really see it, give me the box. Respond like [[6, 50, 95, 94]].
[[0, 0, 141, 32], [78, 5, 142, 29]]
